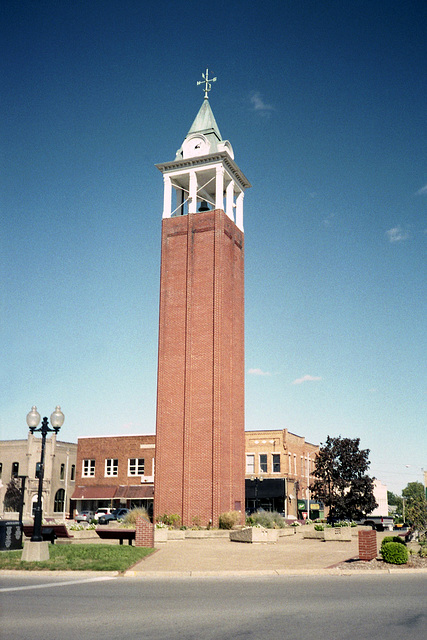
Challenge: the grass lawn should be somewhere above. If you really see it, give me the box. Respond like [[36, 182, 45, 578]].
[[0, 544, 154, 572]]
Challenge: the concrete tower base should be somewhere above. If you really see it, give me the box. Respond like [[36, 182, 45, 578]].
[[21, 540, 50, 562]]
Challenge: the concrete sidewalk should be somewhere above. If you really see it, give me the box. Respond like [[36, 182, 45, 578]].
[[126, 532, 361, 576]]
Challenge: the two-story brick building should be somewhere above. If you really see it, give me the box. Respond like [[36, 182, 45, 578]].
[[245, 428, 322, 519], [70, 434, 155, 518], [71, 428, 321, 521]]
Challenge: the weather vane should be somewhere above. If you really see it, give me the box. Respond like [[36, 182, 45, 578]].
[[197, 68, 217, 99]]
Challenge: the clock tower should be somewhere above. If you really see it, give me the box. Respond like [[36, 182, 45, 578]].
[[154, 71, 251, 527]]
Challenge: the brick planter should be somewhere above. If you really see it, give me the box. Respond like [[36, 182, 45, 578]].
[[358, 529, 377, 560]]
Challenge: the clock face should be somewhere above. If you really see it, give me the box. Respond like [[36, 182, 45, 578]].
[[183, 135, 210, 158]]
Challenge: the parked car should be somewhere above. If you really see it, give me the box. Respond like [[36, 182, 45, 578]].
[[94, 508, 113, 521], [98, 508, 130, 525], [75, 510, 94, 523]]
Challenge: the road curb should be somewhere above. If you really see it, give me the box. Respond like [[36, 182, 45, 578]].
[[122, 567, 427, 578]]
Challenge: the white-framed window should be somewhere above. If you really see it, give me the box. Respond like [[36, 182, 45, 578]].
[[105, 458, 118, 477], [82, 459, 95, 477], [246, 454, 255, 474], [272, 453, 280, 473], [259, 454, 268, 474], [128, 458, 145, 476]]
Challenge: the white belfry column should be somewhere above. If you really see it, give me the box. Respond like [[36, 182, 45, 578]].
[[163, 175, 172, 218], [215, 166, 224, 211], [189, 170, 197, 213], [226, 180, 234, 221], [236, 191, 244, 231]]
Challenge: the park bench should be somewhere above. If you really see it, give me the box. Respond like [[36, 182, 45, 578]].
[[95, 527, 136, 545], [22, 524, 74, 544]]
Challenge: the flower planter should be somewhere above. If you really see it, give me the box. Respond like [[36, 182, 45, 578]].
[[230, 527, 278, 543], [154, 528, 168, 543], [303, 527, 352, 541], [68, 528, 98, 540]]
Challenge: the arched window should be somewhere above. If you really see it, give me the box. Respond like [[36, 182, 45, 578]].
[[54, 488, 65, 513]]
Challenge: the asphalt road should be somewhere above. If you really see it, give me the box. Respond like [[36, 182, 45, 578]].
[[1, 573, 426, 640]]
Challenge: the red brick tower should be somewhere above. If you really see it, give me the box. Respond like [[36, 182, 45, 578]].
[[154, 72, 251, 527]]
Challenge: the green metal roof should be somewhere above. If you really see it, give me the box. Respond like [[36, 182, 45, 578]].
[[187, 98, 222, 141]]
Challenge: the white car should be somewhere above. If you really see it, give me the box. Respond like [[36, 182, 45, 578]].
[[75, 510, 94, 523], [94, 508, 113, 521]]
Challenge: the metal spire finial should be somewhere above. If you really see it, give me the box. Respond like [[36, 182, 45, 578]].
[[197, 68, 217, 99]]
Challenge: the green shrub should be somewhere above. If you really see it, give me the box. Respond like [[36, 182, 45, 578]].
[[155, 513, 181, 528], [381, 536, 406, 550], [314, 524, 324, 531], [246, 511, 286, 529], [380, 541, 409, 565], [121, 507, 150, 528], [419, 544, 427, 558], [219, 511, 241, 529]]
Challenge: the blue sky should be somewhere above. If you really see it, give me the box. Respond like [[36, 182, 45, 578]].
[[1, 1, 425, 494]]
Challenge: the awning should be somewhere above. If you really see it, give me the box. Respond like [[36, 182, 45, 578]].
[[71, 485, 118, 500], [71, 484, 154, 501], [115, 485, 154, 499]]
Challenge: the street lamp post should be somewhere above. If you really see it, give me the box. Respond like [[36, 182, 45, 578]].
[[17, 475, 27, 524], [26, 406, 65, 542]]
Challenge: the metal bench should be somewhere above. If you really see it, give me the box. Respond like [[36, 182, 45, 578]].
[[23, 524, 74, 544], [95, 527, 136, 545]]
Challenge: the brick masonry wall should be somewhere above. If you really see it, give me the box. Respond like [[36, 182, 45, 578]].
[[135, 516, 154, 547], [358, 529, 377, 560], [154, 209, 245, 527], [75, 435, 155, 485], [245, 429, 319, 517]]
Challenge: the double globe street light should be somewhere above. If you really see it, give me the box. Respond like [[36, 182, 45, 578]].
[[26, 405, 65, 542]]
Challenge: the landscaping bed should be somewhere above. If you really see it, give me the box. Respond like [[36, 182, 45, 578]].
[[336, 555, 427, 570], [0, 544, 154, 572]]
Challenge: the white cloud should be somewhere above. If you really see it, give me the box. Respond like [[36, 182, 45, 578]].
[[415, 184, 427, 195], [292, 374, 322, 385], [248, 368, 271, 376], [322, 213, 336, 227], [250, 92, 274, 113], [385, 226, 410, 243]]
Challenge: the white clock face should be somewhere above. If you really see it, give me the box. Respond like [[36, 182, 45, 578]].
[[183, 135, 210, 158]]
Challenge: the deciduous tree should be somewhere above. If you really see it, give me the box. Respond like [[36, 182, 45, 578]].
[[310, 435, 377, 521], [402, 482, 427, 537], [402, 481, 425, 502], [3, 478, 22, 512]]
